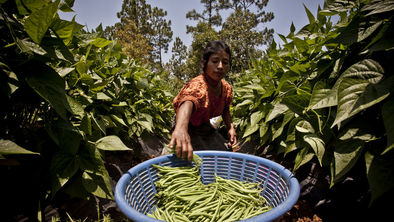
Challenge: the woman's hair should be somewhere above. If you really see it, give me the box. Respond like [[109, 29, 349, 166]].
[[202, 40, 231, 72]]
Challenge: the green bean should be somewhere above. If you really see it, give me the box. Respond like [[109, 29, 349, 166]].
[[209, 193, 222, 222], [172, 212, 189, 222], [188, 202, 218, 217], [216, 198, 241, 222], [148, 164, 272, 222]]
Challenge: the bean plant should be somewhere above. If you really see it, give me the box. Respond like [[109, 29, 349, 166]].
[[0, 0, 173, 220], [232, 0, 394, 206]]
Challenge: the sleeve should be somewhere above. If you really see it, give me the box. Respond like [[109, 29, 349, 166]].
[[173, 80, 206, 114], [224, 83, 233, 108]]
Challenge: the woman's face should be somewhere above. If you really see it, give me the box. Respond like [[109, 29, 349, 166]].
[[203, 50, 230, 82]]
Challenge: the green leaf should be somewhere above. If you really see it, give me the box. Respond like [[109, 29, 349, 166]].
[[15, 0, 48, 15], [289, 62, 310, 75], [320, 0, 357, 15], [362, 21, 394, 54], [278, 34, 287, 44], [62, 172, 90, 199], [235, 99, 253, 108], [80, 73, 94, 86], [95, 23, 103, 33], [266, 103, 288, 122], [296, 120, 315, 134], [95, 135, 131, 151], [82, 171, 113, 199], [331, 139, 364, 186], [285, 134, 297, 155], [332, 59, 386, 128], [245, 83, 265, 92], [285, 117, 303, 155], [46, 118, 81, 154], [91, 115, 106, 135], [110, 114, 127, 127], [89, 38, 112, 48], [24, 0, 59, 44], [276, 71, 299, 94], [303, 4, 315, 24], [50, 152, 79, 196], [59, 0, 75, 12], [0, 63, 19, 97], [316, 5, 325, 23], [25, 61, 70, 120], [335, 16, 383, 45], [308, 81, 337, 110], [365, 151, 394, 205], [364, 152, 394, 204], [137, 120, 153, 133], [0, 139, 39, 155], [79, 143, 102, 172], [357, 21, 383, 42], [259, 122, 269, 138], [290, 22, 295, 34], [80, 113, 92, 136], [362, 1, 394, 16], [79, 144, 113, 199], [294, 147, 314, 171], [57, 67, 74, 77], [272, 110, 294, 141], [250, 111, 264, 126], [96, 92, 112, 101], [137, 113, 153, 132], [100, 115, 116, 128], [304, 134, 325, 166], [282, 93, 310, 116], [90, 79, 110, 93], [113, 101, 128, 107], [51, 16, 83, 45], [76, 61, 90, 75], [382, 98, 394, 154], [66, 95, 84, 118], [243, 122, 260, 138], [338, 127, 376, 142]]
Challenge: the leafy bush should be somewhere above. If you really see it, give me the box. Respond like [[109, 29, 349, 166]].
[[233, 0, 394, 205], [0, 0, 173, 219]]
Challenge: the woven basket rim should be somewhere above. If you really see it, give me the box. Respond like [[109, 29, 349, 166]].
[[115, 150, 300, 222]]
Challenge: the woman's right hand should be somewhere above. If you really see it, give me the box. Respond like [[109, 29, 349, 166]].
[[169, 127, 194, 161], [169, 101, 194, 161]]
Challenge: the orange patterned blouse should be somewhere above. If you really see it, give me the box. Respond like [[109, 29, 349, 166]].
[[173, 74, 233, 127]]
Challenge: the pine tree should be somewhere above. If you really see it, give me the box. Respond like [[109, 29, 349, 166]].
[[113, 0, 173, 67], [112, 18, 152, 63], [186, 0, 223, 33], [219, 0, 274, 72], [166, 37, 188, 81], [150, 7, 173, 68], [184, 0, 222, 79], [184, 0, 274, 74]]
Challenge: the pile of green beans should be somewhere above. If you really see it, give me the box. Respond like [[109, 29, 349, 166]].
[[147, 164, 272, 222]]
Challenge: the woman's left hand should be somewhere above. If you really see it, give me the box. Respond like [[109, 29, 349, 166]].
[[227, 126, 238, 151]]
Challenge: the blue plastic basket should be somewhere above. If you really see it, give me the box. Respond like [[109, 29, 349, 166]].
[[115, 151, 300, 222]]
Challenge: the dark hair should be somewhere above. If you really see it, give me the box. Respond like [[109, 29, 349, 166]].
[[202, 40, 231, 72]]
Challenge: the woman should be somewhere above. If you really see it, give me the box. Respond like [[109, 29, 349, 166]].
[[169, 40, 238, 161]]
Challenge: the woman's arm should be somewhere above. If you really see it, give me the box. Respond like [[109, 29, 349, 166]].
[[222, 106, 237, 148], [169, 101, 194, 161]]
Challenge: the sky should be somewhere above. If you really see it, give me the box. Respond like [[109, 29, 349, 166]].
[[59, 0, 326, 62]]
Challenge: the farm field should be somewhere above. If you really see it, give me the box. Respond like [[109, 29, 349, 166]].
[[1, 0, 393, 221]]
